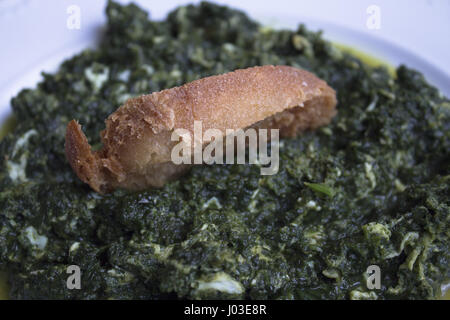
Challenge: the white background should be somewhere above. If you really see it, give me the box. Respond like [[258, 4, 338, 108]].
[[0, 0, 449, 122]]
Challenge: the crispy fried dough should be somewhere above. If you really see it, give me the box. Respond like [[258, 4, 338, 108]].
[[65, 65, 337, 193]]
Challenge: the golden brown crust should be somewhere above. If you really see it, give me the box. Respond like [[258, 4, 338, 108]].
[[65, 65, 337, 193], [65, 120, 108, 192]]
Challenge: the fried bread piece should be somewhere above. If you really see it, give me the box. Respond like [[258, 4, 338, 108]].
[[65, 65, 337, 193]]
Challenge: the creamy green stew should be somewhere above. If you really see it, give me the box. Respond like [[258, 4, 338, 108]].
[[0, 1, 449, 299]]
